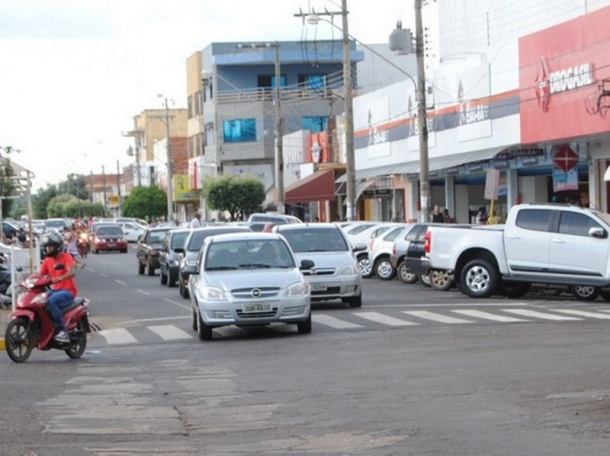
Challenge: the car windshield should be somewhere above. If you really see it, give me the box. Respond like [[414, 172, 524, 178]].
[[45, 220, 66, 228], [205, 239, 294, 270], [96, 226, 123, 236], [280, 227, 348, 253], [187, 228, 249, 252], [171, 231, 190, 249], [149, 230, 169, 243]]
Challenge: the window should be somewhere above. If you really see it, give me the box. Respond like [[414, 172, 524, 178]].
[[257, 74, 286, 88], [299, 74, 327, 91], [383, 227, 406, 242], [223, 118, 256, 143], [302, 116, 328, 133], [515, 209, 551, 232], [558, 212, 603, 237]]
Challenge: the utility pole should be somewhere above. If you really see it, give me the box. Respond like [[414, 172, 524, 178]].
[[163, 97, 173, 222], [294, 2, 355, 220], [102, 165, 107, 216], [117, 159, 121, 217], [273, 43, 284, 214], [415, 0, 430, 222]]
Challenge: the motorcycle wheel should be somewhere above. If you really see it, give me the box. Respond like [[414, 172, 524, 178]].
[[5, 317, 33, 363], [65, 319, 87, 359]]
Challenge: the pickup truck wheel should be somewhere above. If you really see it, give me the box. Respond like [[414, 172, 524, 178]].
[[429, 269, 453, 291], [375, 258, 396, 281], [138, 262, 145, 275], [600, 290, 610, 302], [398, 262, 418, 284], [500, 281, 531, 298], [569, 285, 600, 301], [460, 258, 499, 298], [358, 255, 373, 278]]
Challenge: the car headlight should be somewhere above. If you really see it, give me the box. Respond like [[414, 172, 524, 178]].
[[287, 280, 309, 296], [197, 286, 228, 301], [339, 264, 359, 275]]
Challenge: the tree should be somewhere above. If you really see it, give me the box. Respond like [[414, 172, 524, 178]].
[[203, 175, 266, 221], [121, 185, 167, 220], [0, 146, 19, 217], [58, 174, 90, 201], [32, 184, 58, 219]]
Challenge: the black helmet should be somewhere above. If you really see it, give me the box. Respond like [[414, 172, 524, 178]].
[[41, 231, 64, 257]]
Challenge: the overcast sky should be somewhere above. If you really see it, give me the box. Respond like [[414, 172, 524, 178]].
[[0, 0, 426, 191]]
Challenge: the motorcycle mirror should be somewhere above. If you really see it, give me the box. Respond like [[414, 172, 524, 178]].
[[54, 263, 65, 270]]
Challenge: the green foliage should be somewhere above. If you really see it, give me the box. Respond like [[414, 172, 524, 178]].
[[57, 173, 90, 201], [32, 184, 58, 219], [203, 175, 266, 221], [121, 185, 167, 220], [0, 145, 19, 216]]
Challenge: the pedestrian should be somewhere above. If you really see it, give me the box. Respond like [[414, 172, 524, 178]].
[[442, 208, 454, 223], [486, 210, 501, 225], [63, 226, 86, 269], [431, 205, 444, 223], [190, 212, 202, 228], [476, 206, 488, 224]]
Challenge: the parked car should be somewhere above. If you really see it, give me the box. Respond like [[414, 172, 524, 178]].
[[403, 223, 454, 290], [116, 221, 148, 243], [90, 224, 128, 253], [188, 232, 313, 341], [159, 228, 191, 287], [390, 223, 429, 284], [367, 224, 413, 280], [43, 218, 69, 233], [177, 225, 252, 299], [247, 213, 303, 224], [348, 223, 401, 277], [273, 223, 365, 308], [136, 226, 175, 276]]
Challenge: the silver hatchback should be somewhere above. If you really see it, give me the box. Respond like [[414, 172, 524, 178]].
[[189, 232, 313, 341]]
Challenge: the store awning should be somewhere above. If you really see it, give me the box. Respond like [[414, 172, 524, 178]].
[[285, 169, 336, 204]]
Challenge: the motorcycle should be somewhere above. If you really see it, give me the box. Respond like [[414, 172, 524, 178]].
[[4, 265, 91, 363], [77, 232, 90, 258]]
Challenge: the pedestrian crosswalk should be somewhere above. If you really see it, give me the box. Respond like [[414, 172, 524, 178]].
[[89, 306, 610, 347]]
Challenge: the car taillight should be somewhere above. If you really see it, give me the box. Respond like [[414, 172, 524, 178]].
[[424, 230, 431, 253]]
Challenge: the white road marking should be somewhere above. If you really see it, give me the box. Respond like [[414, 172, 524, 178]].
[[98, 328, 138, 345], [115, 280, 127, 286], [550, 309, 610, 320], [148, 325, 192, 340], [313, 314, 363, 329], [353, 312, 418, 326], [137, 289, 151, 296], [164, 298, 191, 310], [452, 309, 528, 322], [402, 310, 473, 324], [502, 309, 582, 321]]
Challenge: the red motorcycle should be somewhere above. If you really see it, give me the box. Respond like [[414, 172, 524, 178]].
[[4, 269, 91, 363]]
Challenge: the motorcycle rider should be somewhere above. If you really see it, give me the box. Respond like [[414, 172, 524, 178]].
[[39, 232, 78, 343]]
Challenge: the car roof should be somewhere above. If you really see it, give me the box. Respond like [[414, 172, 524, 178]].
[[274, 222, 341, 231], [207, 232, 286, 243]]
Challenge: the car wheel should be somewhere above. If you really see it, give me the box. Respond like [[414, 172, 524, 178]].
[[197, 311, 213, 341], [500, 281, 531, 298], [160, 269, 168, 285], [358, 254, 373, 278], [191, 307, 198, 331], [147, 262, 155, 276], [297, 312, 312, 334], [138, 262, 145, 275], [418, 273, 431, 288], [459, 258, 499, 298], [398, 262, 418, 284], [600, 289, 610, 302], [429, 269, 453, 291], [181, 283, 190, 299], [570, 285, 600, 301], [168, 274, 176, 288], [348, 294, 362, 308], [375, 257, 396, 281]]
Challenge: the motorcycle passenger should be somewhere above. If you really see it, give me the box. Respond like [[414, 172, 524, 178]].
[[39, 232, 78, 343]]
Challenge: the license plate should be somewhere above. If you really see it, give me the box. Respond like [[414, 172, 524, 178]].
[[108, 243, 116, 248], [311, 284, 327, 291], [242, 302, 273, 313]]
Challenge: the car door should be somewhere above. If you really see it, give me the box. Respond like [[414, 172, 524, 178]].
[[548, 210, 609, 277], [504, 209, 552, 273]]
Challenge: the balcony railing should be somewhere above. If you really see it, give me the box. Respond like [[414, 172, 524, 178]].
[[216, 87, 341, 104]]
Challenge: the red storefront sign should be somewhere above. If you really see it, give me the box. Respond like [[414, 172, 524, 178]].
[[552, 144, 578, 172], [519, 6, 610, 144]]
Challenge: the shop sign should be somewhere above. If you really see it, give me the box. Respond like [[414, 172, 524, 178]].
[[552, 145, 579, 172], [491, 160, 509, 170], [445, 167, 460, 176], [549, 63, 594, 94], [362, 188, 393, 199], [495, 147, 544, 160]]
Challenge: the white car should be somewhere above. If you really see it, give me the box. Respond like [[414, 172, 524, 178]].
[[343, 223, 404, 278], [116, 221, 147, 243], [367, 224, 413, 280], [274, 223, 365, 308]]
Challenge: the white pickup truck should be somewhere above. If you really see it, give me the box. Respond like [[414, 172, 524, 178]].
[[423, 203, 610, 298]]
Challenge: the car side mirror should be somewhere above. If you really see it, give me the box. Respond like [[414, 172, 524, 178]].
[[300, 259, 315, 270], [589, 227, 607, 238]]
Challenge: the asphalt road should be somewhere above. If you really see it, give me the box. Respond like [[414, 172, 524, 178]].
[[2, 247, 610, 455]]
